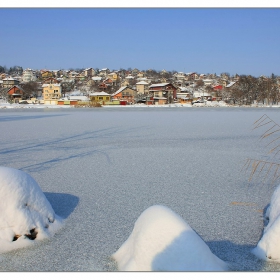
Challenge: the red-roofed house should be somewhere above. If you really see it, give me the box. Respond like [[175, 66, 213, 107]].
[[148, 83, 177, 104]]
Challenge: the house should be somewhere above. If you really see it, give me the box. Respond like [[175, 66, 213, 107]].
[[125, 75, 134, 80], [6, 85, 26, 102], [2, 77, 20, 88], [186, 72, 198, 80], [0, 85, 25, 103], [99, 68, 110, 77], [203, 79, 214, 86], [219, 79, 228, 88], [136, 81, 149, 96], [137, 72, 145, 78], [41, 70, 54, 79], [69, 71, 79, 79], [107, 72, 119, 84], [89, 91, 111, 105], [74, 73, 86, 81], [103, 78, 114, 86], [92, 76, 102, 84], [213, 85, 223, 91], [148, 83, 177, 104], [98, 82, 108, 91], [43, 77, 60, 85], [42, 83, 62, 104], [0, 73, 7, 80], [173, 72, 185, 80], [111, 86, 136, 104], [192, 91, 212, 102], [57, 95, 89, 106], [82, 68, 95, 77], [22, 68, 37, 83], [176, 91, 193, 104]]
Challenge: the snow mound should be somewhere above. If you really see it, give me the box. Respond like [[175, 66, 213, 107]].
[[0, 166, 63, 253], [253, 184, 280, 261], [112, 205, 228, 271]]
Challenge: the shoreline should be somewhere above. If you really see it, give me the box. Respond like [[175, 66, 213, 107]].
[[0, 102, 279, 110]]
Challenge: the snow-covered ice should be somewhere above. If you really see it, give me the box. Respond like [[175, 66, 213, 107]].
[[112, 205, 228, 271], [0, 166, 63, 253], [0, 106, 280, 271]]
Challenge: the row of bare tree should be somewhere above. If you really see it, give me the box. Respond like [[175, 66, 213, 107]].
[[222, 75, 279, 105]]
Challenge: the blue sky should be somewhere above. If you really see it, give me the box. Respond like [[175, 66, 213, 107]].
[[0, 8, 280, 76]]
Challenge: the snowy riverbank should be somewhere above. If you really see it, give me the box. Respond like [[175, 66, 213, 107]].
[[1, 101, 280, 110]]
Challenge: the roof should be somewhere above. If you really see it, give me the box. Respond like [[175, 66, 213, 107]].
[[89, 91, 110, 96], [92, 76, 102, 81], [226, 82, 236, 88], [3, 77, 19, 81], [112, 86, 128, 96], [8, 85, 24, 92], [149, 83, 169, 88], [42, 84, 61, 87], [136, 81, 149, 85], [66, 96, 89, 101]]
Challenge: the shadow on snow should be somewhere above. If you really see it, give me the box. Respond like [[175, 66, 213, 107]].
[[44, 192, 79, 219]]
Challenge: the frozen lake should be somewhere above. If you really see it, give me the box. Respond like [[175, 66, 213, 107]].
[[1, 106, 280, 271]]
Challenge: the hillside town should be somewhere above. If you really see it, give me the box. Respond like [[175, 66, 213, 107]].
[[0, 65, 279, 107]]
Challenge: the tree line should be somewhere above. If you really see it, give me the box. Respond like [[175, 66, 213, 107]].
[[225, 74, 279, 105]]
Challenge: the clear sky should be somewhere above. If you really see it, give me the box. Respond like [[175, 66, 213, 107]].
[[1, 8, 280, 76]]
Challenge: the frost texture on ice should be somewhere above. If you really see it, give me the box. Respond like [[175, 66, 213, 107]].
[[112, 205, 228, 271], [0, 166, 63, 253], [253, 184, 280, 262]]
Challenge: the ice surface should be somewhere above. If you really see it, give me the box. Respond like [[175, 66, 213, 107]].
[[0, 106, 280, 271], [112, 205, 228, 271]]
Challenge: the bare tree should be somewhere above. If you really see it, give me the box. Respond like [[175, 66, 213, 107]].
[[195, 79, 204, 88], [0, 88, 9, 101], [21, 82, 40, 99]]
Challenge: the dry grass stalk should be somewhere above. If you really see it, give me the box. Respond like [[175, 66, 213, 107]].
[[243, 158, 280, 186], [243, 114, 280, 186]]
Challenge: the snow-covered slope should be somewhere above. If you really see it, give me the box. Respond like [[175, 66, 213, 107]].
[[0, 166, 63, 253], [112, 205, 228, 271]]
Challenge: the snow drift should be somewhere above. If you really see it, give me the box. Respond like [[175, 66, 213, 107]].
[[253, 184, 280, 261], [112, 205, 228, 271], [0, 166, 63, 253]]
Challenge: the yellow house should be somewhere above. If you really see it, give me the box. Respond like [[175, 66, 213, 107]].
[[42, 83, 62, 104], [41, 70, 54, 79], [107, 72, 119, 83], [89, 91, 111, 105]]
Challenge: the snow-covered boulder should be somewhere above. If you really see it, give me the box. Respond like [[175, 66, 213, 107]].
[[112, 205, 227, 271], [0, 166, 63, 253], [253, 185, 280, 261]]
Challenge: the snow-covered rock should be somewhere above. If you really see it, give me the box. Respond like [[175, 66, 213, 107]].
[[0, 166, 63, 253], [112, 205, 228, 271], [253, 185, 280, 261]]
